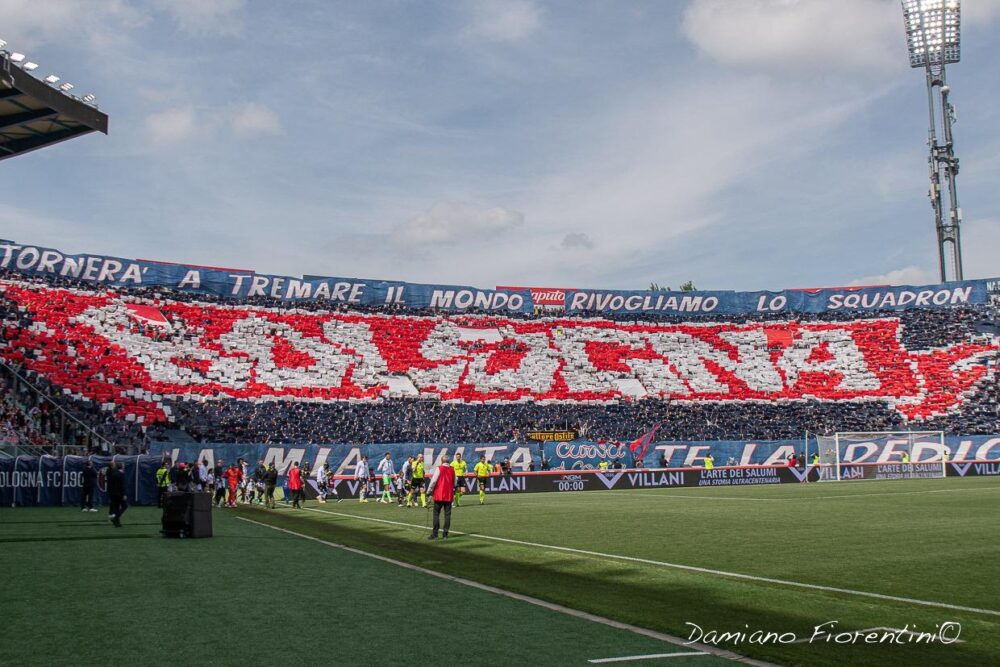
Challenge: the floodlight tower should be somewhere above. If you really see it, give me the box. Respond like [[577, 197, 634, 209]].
[[901, 0, 964, 282]]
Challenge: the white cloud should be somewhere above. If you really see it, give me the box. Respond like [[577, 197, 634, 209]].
[[463, 0, 542, 43], [682, 0, 902, 73], [350, 70, 890, 288], [850, 266, 934, 286], [497, 77, 881, 283], [0, 204, 99, 251], [142, 103, 282, 145], [0, 0, 145, 53], [151, 0, 246, 36], [230, 102, 284, 136], [847, 219, 1000, 287], [144, 106, 196, 144], [396, 201, 524, 246]]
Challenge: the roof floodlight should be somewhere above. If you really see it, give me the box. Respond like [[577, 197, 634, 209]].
[[43, 74, 59, 84], [902, 0, 961, 68], [22, 62, 38, 71], [82, 94, 96, 104], [58, 82, 73, 92], [0, 40, 7, 49], [10, 52, 26, 63]]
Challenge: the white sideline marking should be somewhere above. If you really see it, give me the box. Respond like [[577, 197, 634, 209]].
[[589, 652, 709, 663], [299, 506, 1000, 618], [602, 484, 1000, 502], [795, 486, 1000, 501], [236, 516, 768, 666]]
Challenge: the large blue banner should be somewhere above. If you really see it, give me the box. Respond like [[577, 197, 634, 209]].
[[151, 442, 536, 476], [5, 238, 1000, 316], [0, 240, 532, 314], [149, 435, 1000, 475], [564, 280, 1000, 315]]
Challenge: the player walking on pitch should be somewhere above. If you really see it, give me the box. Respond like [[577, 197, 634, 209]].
[[224, 462, 243, 508], [409, 455, 427, 508], [397, 456, 413, 507], [451, 453, 468, 506], [474, 454, 491, 505], [377, 453, 395, 504], [317, 462, 340, 503], [316, 462, 329, 503], [355, 456, 370, 503]]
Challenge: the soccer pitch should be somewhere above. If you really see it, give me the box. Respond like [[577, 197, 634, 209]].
[[4, 477, 999, 666]]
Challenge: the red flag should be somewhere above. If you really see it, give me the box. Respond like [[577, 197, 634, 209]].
[[125, 304, 170, 328], [628, 423, 661, 461]]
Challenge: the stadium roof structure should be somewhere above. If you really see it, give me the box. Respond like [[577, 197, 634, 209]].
[[0, 50, 107, 161]]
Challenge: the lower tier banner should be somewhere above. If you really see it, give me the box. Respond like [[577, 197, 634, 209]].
[[1, 456, 997, 506], [327, 461, 997, 498], [148, 436, 1000, 476], [0, 455, 160, 508]]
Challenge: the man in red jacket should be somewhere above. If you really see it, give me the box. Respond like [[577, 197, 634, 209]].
[[288, 462, 304, 509], [425, 454, 456, 540]]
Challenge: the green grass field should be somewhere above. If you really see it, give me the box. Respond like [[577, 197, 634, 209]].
[[4, 476, 999, 666]]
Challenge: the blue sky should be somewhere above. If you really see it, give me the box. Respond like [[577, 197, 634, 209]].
[[2, 0, 999, 291]]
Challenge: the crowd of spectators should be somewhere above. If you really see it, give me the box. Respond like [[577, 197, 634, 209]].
[[0, 269, 997, 449], [1, 373, 44, 450], [1, 370, 71, 453], [0, 363, 148, 455], [160, 387, 999, 445]]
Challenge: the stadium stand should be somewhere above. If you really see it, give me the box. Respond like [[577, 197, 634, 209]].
[[1, 264, 997, 452], [0, 358, 148, 455]]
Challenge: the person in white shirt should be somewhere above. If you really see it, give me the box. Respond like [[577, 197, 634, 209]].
[[196, 460, 208, 492], [355, 456, 370, 503], [396, 456, 413, 507], [319, 462, 342, 503], [376, 453, 395, 504]]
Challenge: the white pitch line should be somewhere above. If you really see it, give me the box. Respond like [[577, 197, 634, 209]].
[[298, 506, 1000, 618], [236, 516, 769, 666], [589, 651, 709, 663], [793, 486, 1000, 501], [601, 484, 1000, 503]]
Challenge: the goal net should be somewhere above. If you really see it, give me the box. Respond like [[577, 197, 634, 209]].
[[814, 431, 946, 482]]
